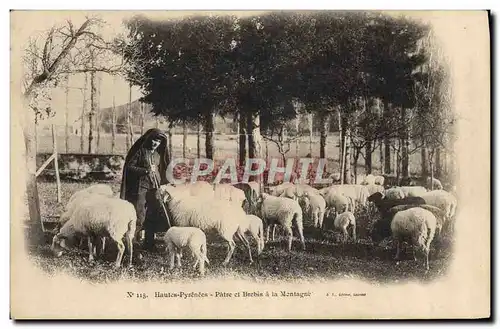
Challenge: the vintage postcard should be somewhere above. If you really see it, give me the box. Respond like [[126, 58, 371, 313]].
[[10, 10, 490, 319]]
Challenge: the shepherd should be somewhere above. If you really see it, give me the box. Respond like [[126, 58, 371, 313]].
[[120, 128, 172, 252]]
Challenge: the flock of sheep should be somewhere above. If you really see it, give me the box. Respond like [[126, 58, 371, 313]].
[[49, 174, 458, 276]]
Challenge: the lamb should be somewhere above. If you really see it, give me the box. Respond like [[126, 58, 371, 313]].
[[399, 186, 428, 198], [384, 187, 405, 200], [390, 207, 439, 271], [163, 226, 210, 275], [161, 188, 253, 265], [297, 191, 326, 229], [278, 184, 320, 201], [256, 193, 306, 252], [239, 215, 266, 256], [333, 211, 357, 243], [51, 195, 137, 268]]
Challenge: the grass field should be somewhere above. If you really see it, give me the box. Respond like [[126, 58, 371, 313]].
[[28, 180, 454, 285]]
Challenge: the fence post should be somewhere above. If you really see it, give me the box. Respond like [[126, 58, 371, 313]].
[[52, 124, 62, 203]]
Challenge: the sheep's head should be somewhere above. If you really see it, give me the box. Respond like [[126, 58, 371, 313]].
[[51, 233, 69, 257]]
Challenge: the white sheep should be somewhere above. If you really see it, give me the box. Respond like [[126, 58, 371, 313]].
[[399, 186, 428, 198], [161, 188, 253, 265], [268, 182, 295, 196], [390, 207, 438, 271], [420, 190, 458, 230], [213, 183, 247, 208], [170, 181, 215, 199], [364, 184, 385, 197], [324, 184, 370, 207], [384, 187, 405, 200], [51, 195, 137, 268], [60, 184, 115, 256], [374, 175, 385, 186], [256, 193, 306, 252], [240, 215, 266, 256], [163, 226, 210, 275], [333, 211, 357, 243], [297, 192, 326, 229], [279, 184, 320, 200], [320, 189, 354, 214], [426, 177, 444, 190], [361, 174, 376, 185]]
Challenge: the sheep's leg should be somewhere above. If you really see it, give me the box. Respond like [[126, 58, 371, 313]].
[[236, 229, 253, 264], [114, 239, 125, 268], [340, 227, 348, 244], [351, 224, 357, 243], [272, 224, 277, 241], [99, 237, 106, 257], [168, 247, 175, 271], [125, 234, 133, 268], [424, 248, 430, 272], [284, 226, 293, 252], [251, 232, 263, 256], [297, 225, 306, 251], [222, 240, 236, 266], [394, 240, 401, 261], [87, 236, 95, 262], [176, 249, 182, 268], [265, 225, 271, 243]]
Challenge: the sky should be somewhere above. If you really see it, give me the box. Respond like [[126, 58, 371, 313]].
[[10, 10, 487, 128]]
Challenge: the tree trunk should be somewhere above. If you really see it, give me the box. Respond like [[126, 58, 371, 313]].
[[319, 111, 329, 159], [80, 73, 87, 152], [64, 75, 69, 153], [295, 113, 300, 158], [379, 140, 385, 174], [96, 72, 101, 153], [140, 102, 145, 135], [308, 113, 313, 157], [111, 90, 116, 154], [88, 70, 96, 154], [238, 112, 246, 166], [344, 128, 351, 185], [167, 121, 173, 157], [401, 107, 409, 177], [197, 121, 201, 158], [22, 98, 43, 244], [436, 147, 442, 178], [421, 140, 428, 177], [383, 100, 391, 174], [353, 149, 361, 184], [126, 83, 132, 149], [338, 109, 343, 166], [205, 111, 215, 160], [247, 111, 262, 160], [365, 141, 372, 174], [182, 121, 187, 158]]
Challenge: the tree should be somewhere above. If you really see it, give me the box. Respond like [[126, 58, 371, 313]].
[[21, 16, 129, 241]]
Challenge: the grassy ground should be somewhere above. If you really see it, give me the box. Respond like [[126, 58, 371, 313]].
[[29, 180, 454, 285]]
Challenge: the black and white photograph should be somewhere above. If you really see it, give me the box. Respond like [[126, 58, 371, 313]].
[[9, 9, 490, 319]]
